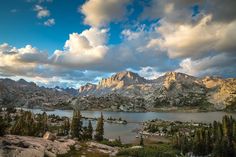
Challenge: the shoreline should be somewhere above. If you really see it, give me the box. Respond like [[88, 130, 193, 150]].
[[18, 107, 233, 113]]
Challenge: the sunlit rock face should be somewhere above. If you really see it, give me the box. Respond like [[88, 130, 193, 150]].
[[78, 71, 151, 97], [75, 71, 236, 111], [202, 77, 236, 109], [98, 71, 148, 88]]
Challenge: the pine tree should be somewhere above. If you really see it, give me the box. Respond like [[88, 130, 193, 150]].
[[95, 112, 104, 141], [82, 126, 88, 140], [140, 135, 144, 146], [63, 117, 70, 135], [233, 122, 236, 141], [87, 120, 93, 140], [213, 121, 218, 142], [118, 136, 121, 144], [42, 112, 48, 133], [205, 129, 212, 155], [71, 110, 83, 139], [0, 116, 8, 136]]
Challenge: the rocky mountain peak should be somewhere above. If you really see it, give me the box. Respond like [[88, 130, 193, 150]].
[[98, 71, 147, 89], [161, 72, 196, 88], [112, 71, 140, 80], [164, 72, 195, 80], [17, 79, 37, 87], [78, 83, 97, 95], [17, 78, 28, 84]]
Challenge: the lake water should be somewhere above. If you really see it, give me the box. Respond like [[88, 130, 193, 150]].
[[24, 109, 236, 143]]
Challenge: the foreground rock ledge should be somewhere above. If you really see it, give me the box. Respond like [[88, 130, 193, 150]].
[[0, 135, 76, 157]]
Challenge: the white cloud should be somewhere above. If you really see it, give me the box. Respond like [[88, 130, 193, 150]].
[[34, 5, 50, 18], [80, 0, 130, 27], [44, 18, 55, 26], [149, 15, 236, 59], [0, 44, 48, 76], [51, 27, 109, 67], [121, 29, 143, 41], [138, 67, 164, 80], [176, 54, 236, 76]]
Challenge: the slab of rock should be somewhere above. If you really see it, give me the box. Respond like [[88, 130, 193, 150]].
[[0, 135, 76, 157], [87, 141, 119, 156]]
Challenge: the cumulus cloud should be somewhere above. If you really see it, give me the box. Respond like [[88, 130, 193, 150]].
[[34, 5, 50, 18], [92, 25, 178, 72], [141, 0, 236, 23], [139, 0, 236, 78], [80, 0, 130, 27], [0, 43, 48, 77], [138, 67, 164, 80], [177, 53, 236, 77], [0, 43, 108, 88], [147, 15, 236, 59], [141, 0, 200, 23], [44, 18, 55, 26], [51, 27, 109, 67]]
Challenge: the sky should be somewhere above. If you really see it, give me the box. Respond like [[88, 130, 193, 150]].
[[0, 0, 236, 88]]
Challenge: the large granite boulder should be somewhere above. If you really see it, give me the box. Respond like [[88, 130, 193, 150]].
[[43, 131, 56, 141]]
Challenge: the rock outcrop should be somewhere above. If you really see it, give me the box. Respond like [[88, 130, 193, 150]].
[[0, 135, 76, 157]]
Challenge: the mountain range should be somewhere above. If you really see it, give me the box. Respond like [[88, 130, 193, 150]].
[[71, 71, 236, 112], [0, 71, 235, 112]]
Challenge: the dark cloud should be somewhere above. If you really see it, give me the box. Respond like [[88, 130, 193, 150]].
[[205, 0, 236, 22]]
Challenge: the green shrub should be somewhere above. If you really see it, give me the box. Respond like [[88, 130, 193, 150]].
[[117, 144, 179, 157]]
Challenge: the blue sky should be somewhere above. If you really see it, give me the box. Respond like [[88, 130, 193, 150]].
[[0, 0, 88, 53], [0, 0, 236, 88]]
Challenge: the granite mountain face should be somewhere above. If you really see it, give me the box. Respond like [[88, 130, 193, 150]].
[[72, 71, 236, 111], [0, 71, 235, 112]]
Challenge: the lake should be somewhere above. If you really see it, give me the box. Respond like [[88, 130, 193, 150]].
[[23, 109, 236, 143]]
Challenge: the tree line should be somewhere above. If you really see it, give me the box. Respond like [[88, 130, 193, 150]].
[[0, 109, 104, 142], [172, 115, 236, 157]]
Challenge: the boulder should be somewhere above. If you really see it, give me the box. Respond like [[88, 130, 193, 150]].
[[43, 131, 56, 141]]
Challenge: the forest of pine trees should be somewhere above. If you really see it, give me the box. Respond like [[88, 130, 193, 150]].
[[0, 109, 104, 142], [172, 115, 236, 156], [9, 111, 50, 136]]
